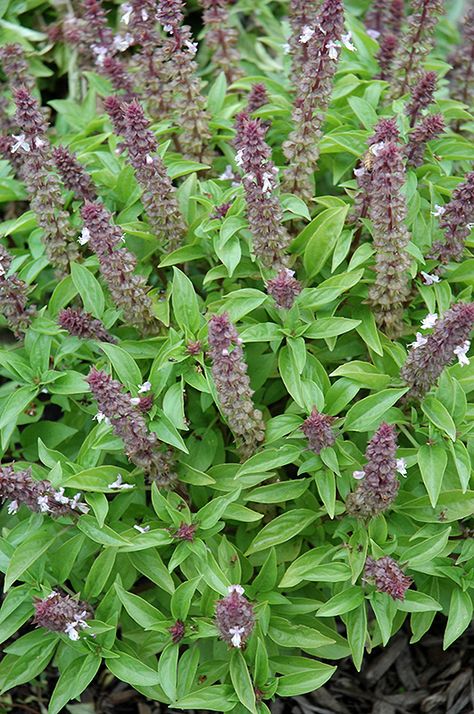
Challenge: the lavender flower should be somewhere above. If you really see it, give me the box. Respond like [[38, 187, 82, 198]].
[[0, 44, 35, 91], [429, 171, 474, 264], [156, 0, 212, 162], [201, 0, 242, 84], [208, 313, 265, 460], [247, 84, 269, 114], [235, 116, 290, 269], [448, 8, 474, 109], [58, 307, 116, 343], [81, 201, 158, 334], [376, 33, 398, 81], [282, 0, 345, 200], [266, 269, 302, 309], [367, 141, 411, 337], [13, 87, 78, 274], [33, 591, 92, 640], [101, 55, 136, 98], [103, 95, 128, 140], [364, 556, 412, 600], [0, 245, 35, 337], [346, 423, 400, 519], [87, 367, 176, 486], [401, 302, 474, 399], [52, 146, 96, 201], [301, 408, 336, 454], [0, 464, 88, 517], [390, 0, 444, 97], [215, 585, 254, 648], [116, 99, 185, 249], [287, 0, 322, 61], [405, 113, 445, 167], [406, 71, 438, 127]]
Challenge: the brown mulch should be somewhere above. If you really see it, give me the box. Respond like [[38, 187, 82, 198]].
[[2, 620, 473, 714]]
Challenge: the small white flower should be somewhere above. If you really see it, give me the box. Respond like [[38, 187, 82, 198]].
[[341, 31, 356, 51], [316, 23, 327, 35], [141, 9, 149, 21], [236, 337, 243, 345], [184, 39, 198, 55], [370, 141, 385, 156], [47, 591, 58, 599], [299, 25, 315, 44], [163, 23, 173, 33], [92, 45, 108, 66], [134, 524, 151, 534], [421, 313, 438, 330], [11, 133, 30, 154], [108, 474, 134, 490], [34, 138, 46, 149], [367, 28, 381, 39], [7, 501, 18, 515], [78, 226, 90, 246], [228, 584, 245, 595], [408, 332, 428, 349], [65, 623, 80, 640], [37, 495, 50, 512], [467, 223, 474, 230], [396, 458, 407, 477], [354, 166, 366, 178], [93, 411, 108, 424], [431, 204, 446, 218], [235, 149, 244, 167], [352, 470, 365, 480], [121, 3, 133, 24], [261, 171, 274, 194], [326, 39, 339, 60], [130, 397, 141, 406], [53, 487, 69, 505], [421, 271, 440, 285], [70, 493, 89, 513], [229, 626, 245, 648], [454, 340, 470, 367], [221, 348, 229, 356], [219, 165, 235, 180], [145, 154, 154, 165], [282, 42, 291, 54], [113, 33, 134, 52], [138, 381, 152, 393]]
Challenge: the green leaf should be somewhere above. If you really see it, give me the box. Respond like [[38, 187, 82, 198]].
[[395, 491, 474, 523], [421, 397, 457, 442], [207, 72, 227, 114], [276, 663, 336, 696], [63, 466, 133, 492], [268, 618, 334, 650], [197, 490, 241, 530], [115, 583, 165, 627], [344, 603, 367, 671], [417, 444, 448, 508], [304, 318, 361, 339], [159, 643, 178, 701], [100, 343, 142, 391], [316, 587, 365, 617], [369, 592, 397, 646], [5, 526, 58, 590], [302, 206, 349, 277], [173, 686, 236, 711], [106, 653, 161, 686], [443, 589, 473, 649], [245, 509, 317, 555], [402, 528, 451, 568], [48, 654, 101, 714], [396, 591, 443, 612], [70, 262, 105, 319], [344, 388, 408, 431], [280, 559, 351, 588], [77, 516, 131, 547], [0, 386, 38, 432], [171, 577, 201, 621], [172, 267, 201, 334], [230, 650, 256, 714]]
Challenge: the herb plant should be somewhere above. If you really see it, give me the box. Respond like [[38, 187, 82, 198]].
[[0, 0, 473, 712]]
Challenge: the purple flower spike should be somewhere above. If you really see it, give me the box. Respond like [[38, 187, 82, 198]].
[[58, 308, 116, 343], [202, 0, 242, 83], [301, 408, 336, 454], [406, 71, 438, 126], [266, 269, 302, 309], [364, 556, 412, 600], [0, 464, 88, 517], [34, 591, 92, 640], [405, 113, 445, 167], [52, 146, 96, 201], [215, 585, 254, 649], [448, 8, 474, 109], [401, 302, 474, 400], [346, 423, 400, 519], [208, 313, 265, 460], [428, 171, 474, 264], [0, 245, 35, 337], [0, 44, 35, 91]]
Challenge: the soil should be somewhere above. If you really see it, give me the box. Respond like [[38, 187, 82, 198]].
[[2, 619, 473, 714]]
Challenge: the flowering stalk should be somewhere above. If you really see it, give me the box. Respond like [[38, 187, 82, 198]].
[[13, 87, 78, 275], [301, 408, 335, 454], [448, 8, 474, 109], [111, 99, 185, 249], [81, 201, 158, 334], [58, 307, 117, 343], [366, 0, 403, 36], [34, 591, 92, 641], [405, 113, 445, 167], [0, 245, 35, 337], [156, 0, 212, 162], [406, 71, 437, 127], [367, 140, 411, 337], [215, 585, 254, 648], [376, 33, 398, 81], [401, 302, 474, 399], [0, 44, 35, 92], [288, 0, 323, 61], [87, 367, 176, 486], [235, 116, 290, 269], [246, 84, 269, 114], [390, 0, 444, 97], [52, 146, 96, 201], [282, 0, 345, 201], [428, 171, 474, 263], [346, 423, 400, 519], [201, 0, 242, 84], [208, 313, 265, 460], [0, 464, 88, 517], [364, 556, 412, 600], [266, 268, 302, 309]]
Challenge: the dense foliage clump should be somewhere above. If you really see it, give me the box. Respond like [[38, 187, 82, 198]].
[[0, 0, 472, 711]]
